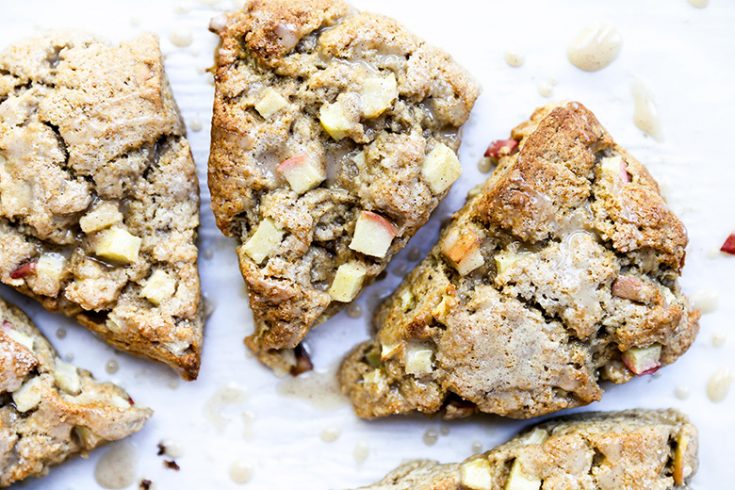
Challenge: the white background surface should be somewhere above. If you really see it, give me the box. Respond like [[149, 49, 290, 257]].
[[1, 0, 734, 488]]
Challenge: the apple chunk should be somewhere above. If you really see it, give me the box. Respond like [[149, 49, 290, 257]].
[[673, 432, 693, 485], [484, 138, 518, 161], [360, 73, 398, 118], [622, 344, 662, 375], [3, 324, 34, 351], [601, 155, 632, 183], [94, 227, 142, 264], [254, 88, 289, 118], [53, 359, 81, 395], [405, 343, 434, 376], [421, 143, 462, 194], [506, 459, 541, 490], [319, 101, 355, 140], [459, 458, 493, 490], [721, 233, 735, 255], [242, 218, 284, 264], [12, 376, 44, 412], [329, 261, 367, 302], [277, 154, 325, 194], [140, 269, 177, 306], [441, 227, 484, 275], [349, 211, 397, 258], [79, 201, 122, 234]]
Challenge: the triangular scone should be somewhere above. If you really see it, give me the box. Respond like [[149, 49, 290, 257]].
[[0, 298, 151, 487], [340, 102, 700, 419], [358, 409, 698, 490], [0, 32, 203, 379], [208, 0, 479, 372]]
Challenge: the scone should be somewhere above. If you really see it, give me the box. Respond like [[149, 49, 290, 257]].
[[0, 32, 204, 379], [357, 409, 698, 490], [208, 0, 479, 372], [340, 102, 700, 419], [0, 297, 151, 487]]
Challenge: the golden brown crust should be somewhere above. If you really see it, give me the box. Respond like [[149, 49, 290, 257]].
[[0, 298, 151, 487], [208, 0, 479, 371], [357, 409, 698, 490], [0, 32, 203, 379], [340, 102, 699, 419]]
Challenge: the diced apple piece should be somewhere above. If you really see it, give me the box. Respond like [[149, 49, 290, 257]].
[[349, 211, 397, 258], [53, 358, 81, 395], [35, 252, 66, 283], [74, 426, 100, 448], [720, 233, 735, 255], [380, 341, 402, 361], [622, 344, 662, 375], [329, 262, 367, 302], [362, 368, 388, 392], [360, 73, 398, 118], [254, 88, 289, 118], [506, 459, 541, 490], [460, 458, 493, 490], [673, 433, 692, 485], [277, 154, 325, 194], [12, 376, 44, 412], [520, 428, 548, 446], [9, 260, 37, 279], [242, 218, 284, 264], [398, 289, 414, 311], [456, 248, 485, 275], [421, 143, 462, 194], [484, 138, 519, 161], [319, 101, 354, 140], [600, 155, 631, 183], [405, 343, 434, 376], [494, 251, 519, 276], [431, 294, 455, 324], [441, 227, 484, 275], [94, 227, 142, 264], [140, 269, 177, 306], [4, 326, 34, 351], [110, 395, 134, 409], [79, 201, 122, 234]]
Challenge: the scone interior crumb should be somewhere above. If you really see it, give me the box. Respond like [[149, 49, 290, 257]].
[[0, 32, 203, 379]]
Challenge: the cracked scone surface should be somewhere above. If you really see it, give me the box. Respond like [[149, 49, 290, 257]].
[[0, 298, 151, 487], [340, 102, 699, 419], [357, 409, 698, 490], [208, 0, 479, 372], [0, 32, 203, 379]]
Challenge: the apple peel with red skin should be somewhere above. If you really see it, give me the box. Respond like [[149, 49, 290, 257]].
[[9, 260, 37, 279], [622, 345, 662, 375], [484, 138, 519, 161], [720, 233, 735, 255]]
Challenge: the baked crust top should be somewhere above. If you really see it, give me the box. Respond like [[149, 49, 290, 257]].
[[208, 0, 479, 371], [358, 409, 697, 490], [0, 32, 203, 379], [340, 102, 699, 419], [0, 298, 151, 487]]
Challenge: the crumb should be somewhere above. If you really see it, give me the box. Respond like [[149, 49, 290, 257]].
[[164, 460, 181, 471], [140, 480, 152, 490]]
